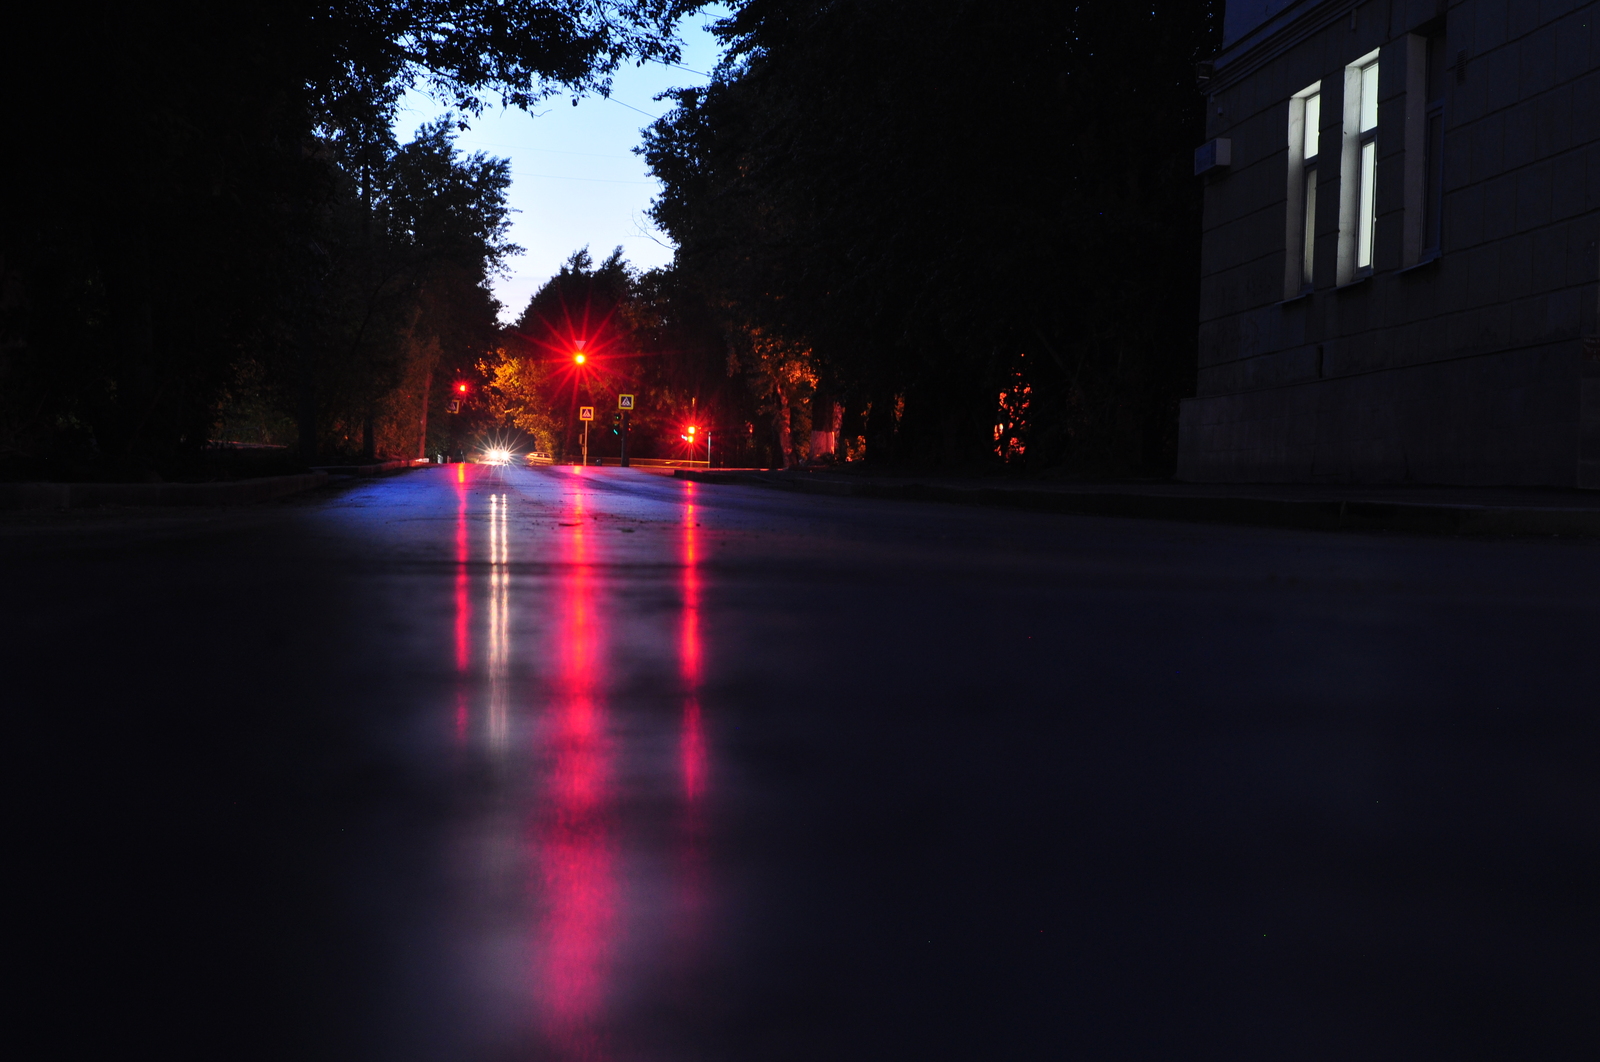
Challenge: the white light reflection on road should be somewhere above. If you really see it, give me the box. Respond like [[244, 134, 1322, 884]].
[[487, 493, 510, 754]]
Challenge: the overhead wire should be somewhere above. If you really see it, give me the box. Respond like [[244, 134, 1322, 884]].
[[511, 171, 655, 185]]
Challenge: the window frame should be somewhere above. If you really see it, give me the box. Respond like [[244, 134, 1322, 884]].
[[1357, 65, 1379, 272], [1338, 50, 1381, 286], [1284, 82, 1323, 301], [1421, 33, 1447, 259], [1402, 28, 1447, 268]]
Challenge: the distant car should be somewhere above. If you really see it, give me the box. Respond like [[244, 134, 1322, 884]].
[[526, 451, 554, 467], [480, 448, 513, 465]]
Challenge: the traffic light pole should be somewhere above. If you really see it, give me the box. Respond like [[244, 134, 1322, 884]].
[[619, 410, 630, 467], [581, 420, 589, 466]]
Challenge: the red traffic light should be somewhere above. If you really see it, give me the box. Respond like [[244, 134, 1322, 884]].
[[573, 352, 587, 365], [456, 383, 468, 393]]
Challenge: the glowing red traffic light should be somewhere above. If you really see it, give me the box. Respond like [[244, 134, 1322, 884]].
[[573, 352, 587, 365], [457, 383, 468, 393]]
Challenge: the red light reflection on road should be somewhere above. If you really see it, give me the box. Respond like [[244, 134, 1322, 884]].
[[453, 464, 470, 742], [532, 473, 617, 1057], [680, 494, 706, 803], [673, 487, 710, 976]]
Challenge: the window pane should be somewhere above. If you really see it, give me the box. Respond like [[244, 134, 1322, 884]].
[[1426, 34, 1449, 102], [1303, 167, 1317, 286], [1304, 93, 1321, 159], [1358, 141, 1376, 269], [1424, 112, 1444, 251], [1360, 63, 1379, 132]]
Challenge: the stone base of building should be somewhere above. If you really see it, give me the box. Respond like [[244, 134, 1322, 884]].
[[1178, 344, 1587, 487]]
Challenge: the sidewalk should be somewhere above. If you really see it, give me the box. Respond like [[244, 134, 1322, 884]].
[[0, 460, 422, 511], [0, 457, 438, 511], [674, 468, 1600, 537], [0, 472, 332, 511]]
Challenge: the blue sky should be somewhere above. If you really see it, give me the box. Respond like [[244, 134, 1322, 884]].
[[393, 9, 729, 323]]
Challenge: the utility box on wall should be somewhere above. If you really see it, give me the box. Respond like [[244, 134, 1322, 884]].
[[1193, 138, 1231, 176]]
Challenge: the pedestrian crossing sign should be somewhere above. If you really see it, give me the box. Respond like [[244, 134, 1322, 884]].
[[579, 406, 594, 420], [618, 394, 635, 410]]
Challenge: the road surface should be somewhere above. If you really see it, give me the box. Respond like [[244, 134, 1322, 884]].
[[8, 465, 1598, 1060]]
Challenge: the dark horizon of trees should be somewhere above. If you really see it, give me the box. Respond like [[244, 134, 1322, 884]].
[[641, 0, 1223, 474], [0, 0, 689, 482]]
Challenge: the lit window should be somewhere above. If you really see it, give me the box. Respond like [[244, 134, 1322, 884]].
[[1338, 50, 1380, 284], [1303, 90, 1321, 286], [1285, 82, 1322, 299], [1356, 59, 1379, 271]]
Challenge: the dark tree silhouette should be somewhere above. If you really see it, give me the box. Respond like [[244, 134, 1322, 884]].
[[642, 0, 1222, 473]]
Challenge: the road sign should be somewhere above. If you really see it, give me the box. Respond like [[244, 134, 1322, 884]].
[[618, 394, 635, 410], [579, 406, 594, 421]]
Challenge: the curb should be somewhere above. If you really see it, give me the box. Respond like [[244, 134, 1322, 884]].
[[0, 472, 331, 511], [673, 469, 1600, 537], [310, 459, 418, 476]]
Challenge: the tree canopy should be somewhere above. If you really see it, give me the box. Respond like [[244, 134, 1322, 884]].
[[0, 0, 689, 479]]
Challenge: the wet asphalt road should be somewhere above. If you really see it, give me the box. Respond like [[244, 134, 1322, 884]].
[[7, 464, 1599, 1060]]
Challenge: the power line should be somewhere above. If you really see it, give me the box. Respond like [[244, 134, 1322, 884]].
[[651, 58, 712, 78], [604, 96, 661, 121], [458, 142, 637, 161], [511, 170, 656, 185]]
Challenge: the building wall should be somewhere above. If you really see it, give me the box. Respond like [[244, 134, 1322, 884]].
[[1180, 0, 1600, 485]]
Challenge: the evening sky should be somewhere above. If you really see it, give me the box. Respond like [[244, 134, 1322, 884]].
[[393, 7, 730, 321]]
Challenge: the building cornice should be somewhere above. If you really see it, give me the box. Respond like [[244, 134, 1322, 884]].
[[1210, 0, 1453, 94]]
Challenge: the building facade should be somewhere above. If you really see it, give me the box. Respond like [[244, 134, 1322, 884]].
[[1178, 0, 1600, 487]]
